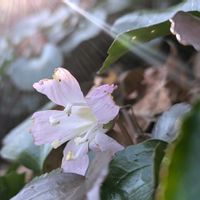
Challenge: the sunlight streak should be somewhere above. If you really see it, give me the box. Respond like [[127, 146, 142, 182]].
[[64, 0, 117, 37], [64, 0, 192, 87]]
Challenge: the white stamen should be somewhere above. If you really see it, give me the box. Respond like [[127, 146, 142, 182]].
[[51, 140, 61, 149], [52, 69, 62, 82], [66, 151, 74, 161], [64, 104, 73, 116], [64, 103, 88, 116], [49, 116, 60, 126]]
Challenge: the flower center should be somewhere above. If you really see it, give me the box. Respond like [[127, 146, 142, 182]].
[[74, 124, 100, 145]]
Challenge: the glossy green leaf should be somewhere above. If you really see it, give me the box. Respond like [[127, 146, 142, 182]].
[[99, 21, 170, 74], [12, 152, 111, 200], [0, 171, 25, 200], [99, 0, 200, 73], [156, 101, 200, 200], [101, 139, 167, 200]]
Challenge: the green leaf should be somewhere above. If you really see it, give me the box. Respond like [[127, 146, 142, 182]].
[[0, 103, 54, 173], [156, 101, 200, 200], [12, 152, 111, 200], [99, 21, 170, 74], [0, 118, 52, 173], [99, 0, 200, 73], [101, 139, 167, 200], [11, 169, 84, 200], [0, 171, 25, 200]]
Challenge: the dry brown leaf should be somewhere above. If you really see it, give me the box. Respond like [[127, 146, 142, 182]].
[[94, 70, 118, 86], [131, 67, 171, 133], [133, 67, 171, 118], [128, 42, 193, 132], [164, 41, 191, 103], [119, 68, 145, 101]]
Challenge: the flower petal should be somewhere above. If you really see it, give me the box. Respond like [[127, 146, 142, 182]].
[[30, 107, 96, 147], [86, 84, 120, 124], [61, 140, 89, 175], [33, 68, 85, 106], [89, 132, 124, 155]]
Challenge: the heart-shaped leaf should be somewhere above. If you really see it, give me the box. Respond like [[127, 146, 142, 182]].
[[11, 152, 111, 200], [101, 139, 167, 200], [11, 169, 84, 200]]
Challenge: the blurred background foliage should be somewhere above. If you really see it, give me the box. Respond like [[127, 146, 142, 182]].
[[1, 0, 200, 199], [0, 0, 182, 141]]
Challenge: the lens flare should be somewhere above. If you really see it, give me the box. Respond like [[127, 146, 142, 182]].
[[0, 0, 57, 27], [64, 0, 192, 87]]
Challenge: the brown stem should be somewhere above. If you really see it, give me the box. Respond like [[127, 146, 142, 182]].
[[116, 116, 135, 145], [120, 105, 143, 136], [129, 108, 144, 136]]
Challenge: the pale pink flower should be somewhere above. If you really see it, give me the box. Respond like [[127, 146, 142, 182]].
[[30, 67, 123, 175]]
